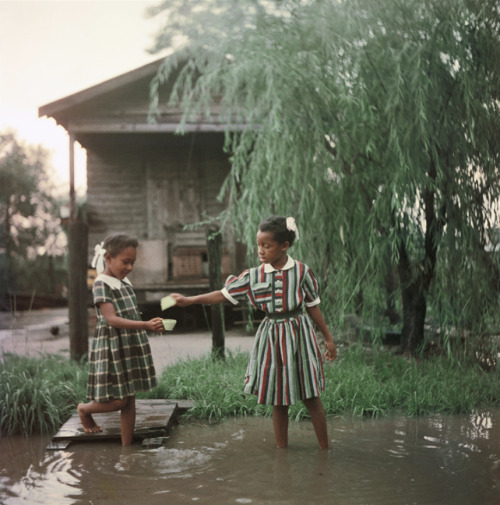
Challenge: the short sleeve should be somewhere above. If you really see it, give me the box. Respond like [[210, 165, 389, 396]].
[[221, 270, 251, 305], [92, 280, 113, 306], [302, 266, 321, 307]]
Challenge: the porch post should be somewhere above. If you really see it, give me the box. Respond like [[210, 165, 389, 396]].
[[67, 133, 88, 360]]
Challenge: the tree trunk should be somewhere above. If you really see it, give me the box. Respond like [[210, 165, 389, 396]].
[[384, 253, 400, 325], [399, 278, 427, 355], [396, 176, 439, 355], [397, 237, 430, 356]]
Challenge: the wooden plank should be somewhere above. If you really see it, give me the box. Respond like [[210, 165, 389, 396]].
[[67, 120, 231, 133], [173, 399, 194, 414], [46, 440, 72, 450], [50, 399, 180, 447]]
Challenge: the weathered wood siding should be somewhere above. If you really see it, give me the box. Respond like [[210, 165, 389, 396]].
[[87, 148, 148, 239], [39, 57, 240, 293], [86, 133, 233, 287]]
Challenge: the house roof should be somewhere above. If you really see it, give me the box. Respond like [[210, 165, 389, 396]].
[[38, 58, 165, 120], [38, 55, 232, 136]]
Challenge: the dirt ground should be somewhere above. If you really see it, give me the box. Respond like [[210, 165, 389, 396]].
[[0, 307, 255, 371]]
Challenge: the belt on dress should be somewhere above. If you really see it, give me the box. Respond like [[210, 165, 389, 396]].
[[265, 308, 304, 320]]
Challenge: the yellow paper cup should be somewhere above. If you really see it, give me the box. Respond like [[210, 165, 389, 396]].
[[161, 295, 176, 311], [162, 319, 177, 331]]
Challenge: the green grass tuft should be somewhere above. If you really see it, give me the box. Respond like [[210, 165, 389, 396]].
[[320, 346, 500, 418], [141, 351, 273, 420], [0, 354, 88, 436]]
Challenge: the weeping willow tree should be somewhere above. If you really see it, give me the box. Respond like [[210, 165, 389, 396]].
[[149, 0, 500, 355]]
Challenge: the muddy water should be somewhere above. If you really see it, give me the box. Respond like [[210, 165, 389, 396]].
[[1, 411, 500, 505]]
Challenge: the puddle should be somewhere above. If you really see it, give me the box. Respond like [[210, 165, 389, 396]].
[[1, 412, 500, 504]]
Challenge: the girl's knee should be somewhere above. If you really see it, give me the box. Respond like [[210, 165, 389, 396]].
[[303, 397, 323, 412], [121, 396, 136, 411], [114, 398, 129, 410], [273, 405, 289, 414]]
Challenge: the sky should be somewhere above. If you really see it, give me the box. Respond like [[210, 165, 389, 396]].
[[0, 0, 166, 196]]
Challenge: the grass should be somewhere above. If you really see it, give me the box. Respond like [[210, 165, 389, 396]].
[[141, 351, 272, 420], [0, 354, 88, 436], [144, 345, 500, 421], [2, 346, 500, 436], [320, 346, 500, 418]]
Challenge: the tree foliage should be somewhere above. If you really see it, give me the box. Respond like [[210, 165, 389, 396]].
[[0, 131, 67, 302], [149, 0, 500, 354]]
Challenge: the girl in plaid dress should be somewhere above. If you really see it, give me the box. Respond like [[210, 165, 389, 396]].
[[78, 233, 164, 446], [170, 216, 337, 449]]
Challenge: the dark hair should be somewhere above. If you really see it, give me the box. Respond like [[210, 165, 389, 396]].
[[102, 233, 139, 257], [258, 216, 296, 246]]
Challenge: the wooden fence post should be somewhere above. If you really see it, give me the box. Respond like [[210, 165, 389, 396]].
[[207, 227, 225, 360], [68, 219, 88, 361]]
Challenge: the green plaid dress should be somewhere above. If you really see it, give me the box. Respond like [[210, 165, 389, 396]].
[[222, 256, 326, 406], [87, 274, 157, 402]]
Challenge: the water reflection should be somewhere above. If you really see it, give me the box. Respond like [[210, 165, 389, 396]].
[[1, 411, 499, 504]]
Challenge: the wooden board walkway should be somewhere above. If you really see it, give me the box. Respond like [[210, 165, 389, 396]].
[[48, 399, 192, 450]]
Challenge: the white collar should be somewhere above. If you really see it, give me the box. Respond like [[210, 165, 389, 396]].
[[264, 256, 295, 273], [96, 273, 132, 290]]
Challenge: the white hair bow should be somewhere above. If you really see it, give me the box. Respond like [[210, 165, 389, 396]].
[[91, 242, 106, 274], [286, 216, 300, 240]]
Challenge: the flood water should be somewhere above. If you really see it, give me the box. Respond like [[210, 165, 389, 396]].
[[1, 411, 500, 505]]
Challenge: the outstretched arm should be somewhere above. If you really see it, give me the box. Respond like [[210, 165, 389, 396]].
[[306, 305, 337, 361], [100, 302, 164, 332], [170, 290, 226, 307]]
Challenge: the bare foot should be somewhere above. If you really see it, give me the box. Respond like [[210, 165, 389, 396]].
[[78, 403, 103, 433]]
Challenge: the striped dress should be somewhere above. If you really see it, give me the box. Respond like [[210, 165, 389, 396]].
[[87, 274, 157, 402], [222, 256, 325, 406]]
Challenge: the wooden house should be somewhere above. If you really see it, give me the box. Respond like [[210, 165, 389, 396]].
[[39, 57, 245, 321]]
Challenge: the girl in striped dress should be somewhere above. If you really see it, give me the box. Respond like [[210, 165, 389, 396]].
[[78, 233, 164, 446], [170, 216, 337, 449]]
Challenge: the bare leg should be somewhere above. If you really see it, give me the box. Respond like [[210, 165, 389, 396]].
[[273, 405, 289, 448], [302, 397, 329, 449], [120, 396, 136, 446], [77, 403, 102, 433], [78, 398, 128, 434]]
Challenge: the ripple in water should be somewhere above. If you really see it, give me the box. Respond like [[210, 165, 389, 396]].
[[1, 413, 500, 505], [114, 447, 217, 476]]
